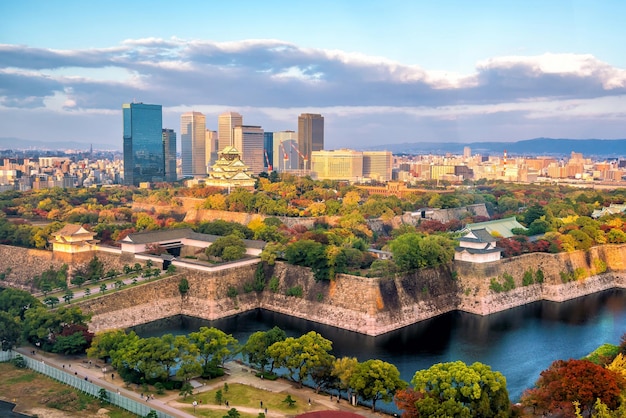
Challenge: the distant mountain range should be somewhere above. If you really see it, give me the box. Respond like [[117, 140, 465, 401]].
[[1, 137, 624, 158], [0, 137, 121, 151], [366, 138, 626, 158]]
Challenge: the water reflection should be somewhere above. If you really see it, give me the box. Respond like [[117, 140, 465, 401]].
[[131, 289, 626, 401]]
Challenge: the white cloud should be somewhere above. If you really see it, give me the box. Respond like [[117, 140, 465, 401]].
[[1, 38, 625, 146]]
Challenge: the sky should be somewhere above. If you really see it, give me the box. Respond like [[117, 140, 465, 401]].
[[1, 0, 626, 150]]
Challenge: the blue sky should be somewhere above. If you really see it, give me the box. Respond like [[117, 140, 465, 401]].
[[1, 0, 625, 150]]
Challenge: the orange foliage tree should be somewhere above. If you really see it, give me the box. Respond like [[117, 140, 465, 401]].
[[521, 359, 624, 416]]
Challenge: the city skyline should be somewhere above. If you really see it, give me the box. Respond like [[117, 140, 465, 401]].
[[2, 1, 626, 150]]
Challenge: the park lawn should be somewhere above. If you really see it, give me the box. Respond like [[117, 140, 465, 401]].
[[182, 407, 259, 418], [0, 363, 136, 418], [178, 383, 313, 414]]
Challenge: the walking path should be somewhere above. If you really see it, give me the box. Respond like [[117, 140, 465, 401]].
[[13, 348, 388, 418]]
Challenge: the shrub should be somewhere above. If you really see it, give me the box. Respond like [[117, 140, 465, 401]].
[[489, 278, 504, 293], [243, 282, 254, 293], [502, 273, 515, 291], [535, 269, 545, 284], [268, 276, 279, 293], [574, 267, 587, 281], [285, 286, 303, 297], [522, 270, 534, 286], [227, 286, 238, 298], [594, 259, 608, 274], [560, 271, 575, 283]]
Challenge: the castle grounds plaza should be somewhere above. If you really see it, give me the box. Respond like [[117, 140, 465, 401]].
[[11, 346, 383, 418]]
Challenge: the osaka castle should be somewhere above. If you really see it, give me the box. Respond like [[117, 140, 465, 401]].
[[205, 146, 256, 189]]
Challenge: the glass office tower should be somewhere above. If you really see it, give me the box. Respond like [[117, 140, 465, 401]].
[[123, 103, 164, 186], [162, 128, 177, 182]]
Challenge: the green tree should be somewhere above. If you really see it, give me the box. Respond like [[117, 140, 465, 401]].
[[178, 277, 190, 297], [175, 335, 202, 382], [333, 357, 359, 400], [267, 331, 334, 387], [282, 395, 297, 408], [188, 327, 238, 378], [63, 288, 74, 304], [224, 408, 241, 418], [179, 382, 194, 398], [44, 296, 60, 308], [206, 234, 247, 262], [86, 255, 104, 282], [242, 327, 287, 373], [215, 389, 223, 405], [411, 361, 510, 418], [349, 359, 406, 411], [0, 311, 21, 350], [99, 283, 107, 294], [0, 288, 42, 319], [98, 388, 109, 405], [389, 233, 454, 271]]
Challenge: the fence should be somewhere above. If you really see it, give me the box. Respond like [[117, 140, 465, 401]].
[[0, 350, 173, 418]]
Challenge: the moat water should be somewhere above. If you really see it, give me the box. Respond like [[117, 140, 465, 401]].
[[132, 289, 626, 403]]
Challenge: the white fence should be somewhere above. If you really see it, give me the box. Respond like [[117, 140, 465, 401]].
[[0, 350, 172, 418]]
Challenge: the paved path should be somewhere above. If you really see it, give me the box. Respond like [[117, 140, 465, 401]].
[[14, 348, 388, 418]]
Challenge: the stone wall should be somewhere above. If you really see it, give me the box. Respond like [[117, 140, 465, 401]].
[[0, 245, 142, 291], [4, 242, 626, 336]]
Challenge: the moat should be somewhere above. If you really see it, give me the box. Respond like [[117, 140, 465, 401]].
[[132, 288, 626, 402]]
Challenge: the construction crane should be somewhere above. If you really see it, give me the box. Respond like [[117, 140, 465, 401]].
[[279, 142, 289, 171], [264, 150, 273, 172], [290, 142, 308, 171]]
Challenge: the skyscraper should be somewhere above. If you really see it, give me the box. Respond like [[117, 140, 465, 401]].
[[162, 128, 177, 182], [205, 129, 218, 169], [233, 125, 264, 175], [264, 132, 273, 171], [181, 111, 206, 178], [122, 103, 163, 186], [218, 112, 243, 152], [297, 113, 324, 170], [272, 130, 298, 172]]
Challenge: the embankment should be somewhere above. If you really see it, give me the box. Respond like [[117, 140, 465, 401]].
[[2, 243, 626, 336]]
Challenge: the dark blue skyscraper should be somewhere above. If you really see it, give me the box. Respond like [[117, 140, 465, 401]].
[[123, 103, 164, 186], [264, 132, 273, 171], [162, 128, 177, 182]]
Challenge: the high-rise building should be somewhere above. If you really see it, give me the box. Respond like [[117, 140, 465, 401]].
[[311, 149, 363, 182], [162, 128, 177, 182], [205, 129, 218, 169], [272, 131, 298, 172], [264, 132, 273, 171], [218, 112, 243, 152], [180, 112, 206, 178], [297, 113, 324, 169], [233, 125, 264, 175], [122, 103, 164, 186], [363, 151, 393, 182]]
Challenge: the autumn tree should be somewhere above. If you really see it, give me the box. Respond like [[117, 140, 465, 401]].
[[394, 388, 424, 418], [521, 359, 624, 417], [411, 361, 510, 418]]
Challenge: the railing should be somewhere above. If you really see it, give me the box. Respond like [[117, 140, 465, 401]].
[[0, 350, 173, 418]]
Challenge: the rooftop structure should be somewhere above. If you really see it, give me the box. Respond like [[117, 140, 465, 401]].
[[455, 228, 502, 263], [463, 217, 527, 238]]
